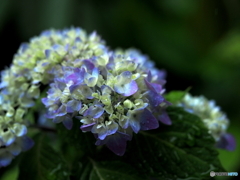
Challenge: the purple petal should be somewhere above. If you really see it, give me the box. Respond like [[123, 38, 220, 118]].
[[53, 116, 64, 123], [95, 138, 105, 146], [113, 71, 133, 96], [88, 77, 97, 85], [146, 71, 152, 82], [91, 124, 108, 140], [45, 49, 51, 58], [80, 122, 96, 132], [66, 100, 82, 113], [127, 110, 142, 133], [106, 132, 131, 156], [62, 115, 73, 130], [82, 60, 95, 72], [70, 84, 93, 99], [157, 110, 172, 125], [56, 104, 67, 116], [46, 109, 58, 119], [114, 80, 138, 97], [52, 44, 60, 50], [65, 73, 79, 83], [4, 134, 16, 146], [129, 119, 141, 134], [155, 70, 166, 85], [107, 121, 119, 135], [54, 79, 65, 91], [140, 109, 159, 130], [216, 133, 236, 151], [0, 154, 13, 167], [83, 105, 104, 118], [144, 78, 162, 93], [150, 83, 162, 93], [65, 68, 85, 84], [69, 83, 80, 93], [146, 90, 164, 107], [106, 62, 114, 70], [41, 98, 50, 106], [122, 81, 138, 96], [9, 144, 21, 156], [21, 136, 34, 151], [92, 67, 99, 78], [156, 79, 166, 86], [75, 37, 82, 42], [20, 43, 29, 53]]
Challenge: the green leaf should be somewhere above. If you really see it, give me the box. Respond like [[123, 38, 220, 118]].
[[164, 89, 189, 104], [56, 120, 145, 180], [0, 163, 18, 180], [95, 106, 224, 180], [56, 119, 96, 158], [79, 159, 145, 180], [17, 134, 70, 180], [47, 106, 223, 180], [56, 119, 97, 177]]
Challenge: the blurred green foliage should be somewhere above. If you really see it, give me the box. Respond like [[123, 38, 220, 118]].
[[0, 0, 240, 179]]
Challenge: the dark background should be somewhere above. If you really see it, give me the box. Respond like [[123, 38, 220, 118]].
[[0, 0, 239, 179]]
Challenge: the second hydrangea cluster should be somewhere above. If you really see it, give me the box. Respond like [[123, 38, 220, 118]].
[[178, 93, 235, 151]]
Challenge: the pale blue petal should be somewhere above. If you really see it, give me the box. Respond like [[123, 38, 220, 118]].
[[62, 116, 73, 130]]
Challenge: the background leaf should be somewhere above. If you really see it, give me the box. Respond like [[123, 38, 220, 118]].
[[164, 90, 188, 103], [56, 120, 97, 177], [18, 134, 70, 180], [79, 160, 145, 180], [56, 119, 96, 158]]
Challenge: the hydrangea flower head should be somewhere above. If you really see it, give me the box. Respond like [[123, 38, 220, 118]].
[[178, 93, 236, 151], [1, 27, 171, 162], [40, 36, 171, 156]]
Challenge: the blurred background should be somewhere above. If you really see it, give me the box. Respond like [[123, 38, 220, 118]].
[[0, 0, 239, 179]]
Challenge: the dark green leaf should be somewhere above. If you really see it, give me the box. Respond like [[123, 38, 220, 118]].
[[79, 159, 145, 180], [56, 119, 96, 158], [56, 119, 98, 177], [48, 107, 223, 180], [18, 134, 70, 180], [56, 121, 146, 180], [95, 106, 224, 180]]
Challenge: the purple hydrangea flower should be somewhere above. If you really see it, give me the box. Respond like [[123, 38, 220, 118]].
[[42, 47, 171, 156]]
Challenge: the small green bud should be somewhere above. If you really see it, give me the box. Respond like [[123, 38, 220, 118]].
[[6, 107, 15, 117], [123, 99, 133, 109], [15, 108, 25, 121], [27, 85, 40, 99]]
